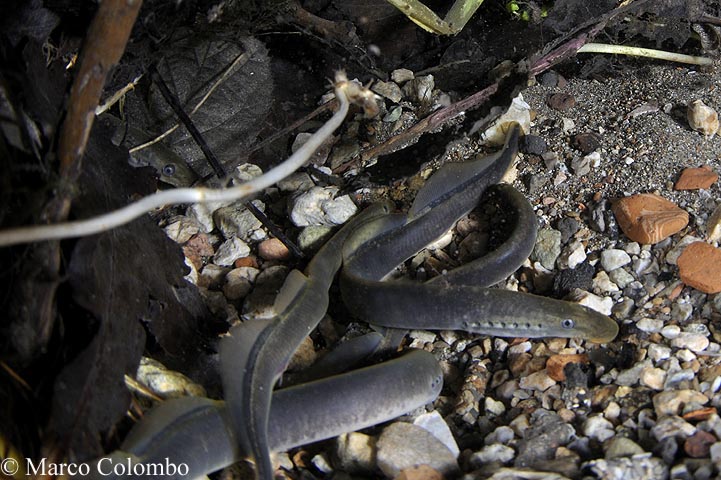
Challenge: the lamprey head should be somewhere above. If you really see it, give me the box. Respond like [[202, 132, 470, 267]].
[[551, 301, 619, 343]]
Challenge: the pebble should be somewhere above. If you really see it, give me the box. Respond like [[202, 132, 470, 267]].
[[311, 453, 333, 474], [556, 217, 580, 244], [604, 437, 646, 459], [485, 426, 515, 445], [600, 249, 631, 271], [135, 357, 206, 398], [542, 151, 559, 170], [199, 264, 230, 288], [223, 267, 258, 300], [639, 367, 666, 390], [586, 455, 668, 478], [611, 194, 689, 244], [213, 237, 251, 266], [334, 432, 376, 474], [661, 325, 681, 339], [485, 397, 506, 416], [557, 240, 586, 270], [395, 465, 444, 480], [647, 343, 672, 362], [677, 242, 721, 293], [653, 390, 709, 417], [583, 415, 616, 442], [531, 227, 562, 270], [572, 132, 601, 153], [651, 416, 696, 441], [684, 430, 717, 458], [290, 186, 358, 227], [277, 172, 314, 193], [187, 201, 227, 233], [570, 155, 591, 176], [287, 336, 317, 372], [391, 68, 414, 83], [547, 92, 576, 111], [518, 371, 556, 391], [469, 444, 515, 466], [182, 233, 214, 270], [674, 166, 719, 190], [402, 75, 435, 105], [687, 99, 719, 137], [546, 354, 589, 382], [608, 268, 634, 289], [164, 216, 201, 243], [593, 271, 618, 293], [376, 423, 458, 478], [514, 411, 575, 467], [636, 318, 663, 333], [539, 71, 567, 87], [372, 80, 402, 103], [670, 332, 710, 353], [671, 301, 693, 322], [413, 411, 460, 458], [552, 263, 594, 296], [561, 117, 575, 133], [570, 289, 613, 315], [519, 134, 548, 155], [214, 200, 267, 242], [384, 106, 402, 122], [258, 238, 291, 261]]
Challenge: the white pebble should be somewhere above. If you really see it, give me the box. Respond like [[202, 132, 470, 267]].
[[213, 237, 250, 266], [601, 249, 632, 271]]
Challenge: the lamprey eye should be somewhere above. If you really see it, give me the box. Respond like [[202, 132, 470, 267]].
[[561, 318, 575, 329], [162, 164, 176, 176]]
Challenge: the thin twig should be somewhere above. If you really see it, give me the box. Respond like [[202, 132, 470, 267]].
[[148, 64, 227, 178], [578, 43, 713, 66]]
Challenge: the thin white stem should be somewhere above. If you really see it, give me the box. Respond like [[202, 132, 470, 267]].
[[0, 82, 350, 247], [578, 43, 713, 66]]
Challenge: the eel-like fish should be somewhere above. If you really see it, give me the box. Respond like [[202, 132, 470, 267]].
[[219, 202, 395, 480], [341, 124, 618, 344], [86, 350, 442, 479], [88, 123, 618, 480]]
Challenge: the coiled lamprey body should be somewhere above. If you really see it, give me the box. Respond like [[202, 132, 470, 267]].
[[92, 123, 618, 479]]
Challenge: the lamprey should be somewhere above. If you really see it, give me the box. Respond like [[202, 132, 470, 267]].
[[342, 123, 617, 344], [91, 123, 618, 480], [87, 350, 442, 480]]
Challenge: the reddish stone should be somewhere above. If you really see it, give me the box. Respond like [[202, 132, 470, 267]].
[[258, 238, 291, 261], [546, 354, 590, 382], [234, 255, 259, 269], [182, 233, 214, 270], [677, 242, 721, 294], [683, 407, 718, 422], [611, 194, 688, 244], [674, 166, 719, 190], [684, 430, 716, 458]]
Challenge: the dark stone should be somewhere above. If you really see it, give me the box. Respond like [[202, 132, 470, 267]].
[[520, 134, 548, 155], [552, 262, 594, 297], [538, 71, 567, 88], [564, 362, 589, 388], [654, 437, 679, 465], [556, 217, 580, 244], [572, 132, 601, 154], [547, 93, 575, 111], [527, 174, 547, 194], [588, 199, 618, 237]]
